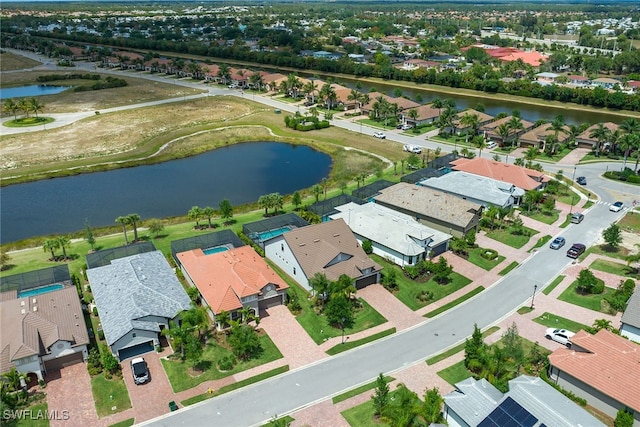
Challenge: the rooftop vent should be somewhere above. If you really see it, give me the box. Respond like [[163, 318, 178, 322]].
[[21, 309, 26, 315], [20, 301, 25, 307], [32, 298, 37, 304], [33, 306, 38, 312]]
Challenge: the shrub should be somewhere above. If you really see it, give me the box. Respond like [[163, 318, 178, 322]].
[[286, 289, 302, 313], [362, 240, 373, 254], [403, 265, 420, 280], [480, 248, 499, 260], [217, 354, 237, 371], [416, 290, 433, 302], [627, 175, 640, 184], [591, 280, 605, 294], [615, 409, 634, 427], [97, 329, 105, 340], [92, 307, 98, 316]]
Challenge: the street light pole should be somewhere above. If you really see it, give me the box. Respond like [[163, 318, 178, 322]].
[[530, 284, 537, 309], [341, 317, 346, 344]]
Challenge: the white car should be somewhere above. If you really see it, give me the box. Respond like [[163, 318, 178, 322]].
[[130, 357, 150, 385], [373, 131, 386, 139], [545, 328, 574, 346], [486, 141, 498, 149], [609, 201, 623, 212], [403, 144, 422, 154]]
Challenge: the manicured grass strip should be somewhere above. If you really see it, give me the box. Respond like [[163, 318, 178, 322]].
[[109, 419, 135, 427], [326, 328, 396, 356], [424, 286, 484, 318], [485, 226, 538, 249], [529, 235, 551, 252], [590, 258, 639, 279], [12, 403, 49, 427], [181, 365, 289, 406], [436, 360, 472, 386], [543, 275, 565, 295], [426, 326, 499, 365], [521, 210, 559, 225], [533, 312, 591, 333], [332, 375, 394, 404], [498, 261, 519, 276], [91, 374, 132, 417], [517, 306, 534, 315], [558, 214, 572, 228], [558, 280, 615, 313], [262, 416, 295, 426], [467, 247, 505, 271]]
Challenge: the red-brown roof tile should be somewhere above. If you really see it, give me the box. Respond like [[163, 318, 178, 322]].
[[451, 157, 548, 191]]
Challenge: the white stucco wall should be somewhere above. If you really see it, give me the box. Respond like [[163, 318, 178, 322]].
[[265, 236, 309, 290], [14, 355, 43, 380]]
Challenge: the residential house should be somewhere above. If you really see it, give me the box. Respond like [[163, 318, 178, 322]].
[[451, 109, 494, 136], [499, 50, 548, 68], [261, 72, 287, 92], [444, 375, 605, 427], [548, 329, 640, 425], [480, 116, 534, 145], [620, 288, 640, 342], [361, 92, 421, 117], [628, 81, 640, 93], [229, 67, 254, 88], [264, 219, 381, 291], [450, 157, 549, 191], [86, 250, 192, 360], [418, 171, 525, 208], [329, 202, 452, 266], [403, 103, 440, 127], [177, 246, 288, 329], [535, 72, 560, 83], [399, 59, 439, 71], [373, 182, 483, 238], [567, 74, 590, 87], [591, 77, 620, 90], [144, 57, 172, 74], [518, 122, 571, 150], [575, 122, 619, 150], [0, 285, 89, 381]]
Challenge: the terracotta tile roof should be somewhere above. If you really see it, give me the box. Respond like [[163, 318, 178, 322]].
[[373, 182, 482, 229], [177, 246, 287, 314], [576, 122, 619, 142], [519, 122, 571, 144], [0, 286, 89, 374], [548, 329, 640, 412], [362, 93, 420, 112], [499, 50, 548, 67], [450, 157, 548, 191], [480, 115, 534, 132], [283, 219, 381, 282], [453, 109, 494, 127], [412, 104, 440, 121]]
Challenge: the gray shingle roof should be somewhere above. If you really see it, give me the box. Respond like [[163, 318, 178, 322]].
[[444, 377, 503, 425], [418, 171, 524, 207], [87, 251, 191, 346], [621, 288, 640, 329]]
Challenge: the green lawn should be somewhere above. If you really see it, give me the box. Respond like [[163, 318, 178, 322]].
[[436, 360, 472, 386], [467, 247, 505, 271], [4, 402, 50, 427], [581, 245, 630, 262], [521, 210, 560, 225], [162, 333, 283, 392], [326, 328, 396, 355], [619, 211, 640, 233], [109, 419, 135, 427], [485, 226, 538, 249], [533, 312, 591, 333], [498, 261, 519, 276], [556, 192, 581, 206], [262, 416, 295, 427], [517, 306, 534, 314], [332, 376, 394, 404], [91, 374, 132, 417], [424, 286, 484, 318], [372, 255, 473, 311], [341, 388, 419, 427], [557, 280, 616, 314], [529, 235, 551, 252], [590, 258, 639, 279], [542, 275, 565, 295]]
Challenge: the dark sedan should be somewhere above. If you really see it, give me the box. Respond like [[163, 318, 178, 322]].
[[566, 243, 586, 259]]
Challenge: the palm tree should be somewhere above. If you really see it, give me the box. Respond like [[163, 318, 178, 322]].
[[619, 118, 640, 170], [617, 134, 636, 169], [431, 97, 443, 117], [115, 216, 130, 244], [473, 135, 487, 156], [217, 63, 230, 84], [592, 318, 613, 332], [56, 235, 70, 259], [625, 244, 640, 272], [407, 108, 419, 127], [589, 123, 611, 156], [188, 206, 203, 227], [216, 310, 231, 330], [312, 185, 323, 202], [286, 73, 302, 99], [249, 72, 264, 91], [2, 98, 20, 119], [507, 116, 524, 141], [202, 206, 215, 228], [524, 146, 539, 168], [26, 98, 44, 118], [127, 213, 141, 242], [43, 238, 60, 260], [496, 123, 511, 146], [550, 115, 566, 143], [18, 98, 31, 118], [460, 113, 480, 143]]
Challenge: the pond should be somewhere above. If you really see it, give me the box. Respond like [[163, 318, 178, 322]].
[[0, 142, 332, 243], [0, 84, 71, 100]]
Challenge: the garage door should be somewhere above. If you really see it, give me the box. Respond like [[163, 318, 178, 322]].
[[117, 341, 154, 361], [355, 274, 378, 290], [258, 295, 283, 311], [44, 352, 84, 372]]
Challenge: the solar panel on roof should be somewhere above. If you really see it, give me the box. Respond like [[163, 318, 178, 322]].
[[478, 396, 538, 427]]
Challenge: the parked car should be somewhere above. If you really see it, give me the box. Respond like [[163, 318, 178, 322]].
[[403, 144, 422, 154], [303, 101, 314, 107], [373, 131, 386, 139], [545, 328, 575, 346], [227, 84, 238, 89], [486, 140, 498, 149], [400, 123, 413, 131], [566, 243, 586, 259], [549, 236, 566, 250], [609, 201, 624, 212], [131, 357, 149, 385], [576, 176, 587, 185], [570, 213, 584, 224]]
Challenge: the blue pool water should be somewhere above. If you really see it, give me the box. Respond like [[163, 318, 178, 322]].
[[258, 226, 292, 241], [19, 284, 64, 298], [0, 85, 71, 99], [203, 246, 229, 255], [439, 167, 452, 174]]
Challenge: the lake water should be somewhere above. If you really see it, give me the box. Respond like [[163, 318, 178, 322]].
[[0, 142, 331, 243], [0, 85, 71, 99]]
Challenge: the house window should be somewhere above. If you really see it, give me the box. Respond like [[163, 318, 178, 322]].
[[281, 243, 284, 252], [293, 267, 296, 275], [409, 256, 414, 265], [132, 333, 136, 338]]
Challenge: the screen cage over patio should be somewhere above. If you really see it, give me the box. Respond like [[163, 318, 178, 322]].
[[86, 241, 157, 269], [242, 213, 309, 246], [351, 180, 395, 200], [171, 229, 245, 263], [307, 195, 365, 220], [0, 265, 71, 294]]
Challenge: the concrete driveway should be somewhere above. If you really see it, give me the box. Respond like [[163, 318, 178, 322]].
[[45, 363, 100, 427]]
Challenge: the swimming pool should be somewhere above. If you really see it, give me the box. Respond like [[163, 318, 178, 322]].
[[19, 283, 64, 298], [258, 226, 292, 241], [203, 246, 229, 255]]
